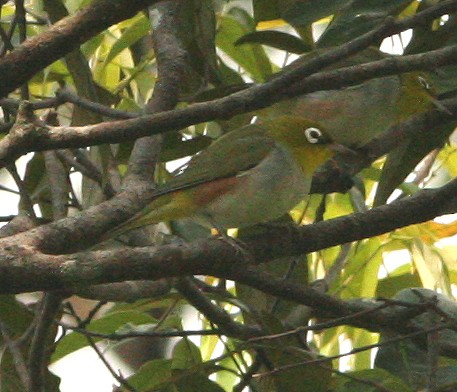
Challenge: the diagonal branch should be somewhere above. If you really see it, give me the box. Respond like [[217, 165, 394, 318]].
[[123, 0, 186, 188], [1, 42, 457, 168], [0, 0, 162, 98], [0, 177, 457, 293]]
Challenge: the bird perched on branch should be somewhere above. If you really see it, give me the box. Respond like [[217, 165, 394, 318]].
[[259, 47, 435, 147], [104, 115, 341, 240]]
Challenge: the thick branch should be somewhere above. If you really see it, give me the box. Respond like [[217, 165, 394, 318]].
[[0, 236, 447, 342], [0, 0, 161, 98], [1, 0, 455, 100], [124, 0, 186, 187], [1, 177, 457, 294], [1, 43, 457, 168]]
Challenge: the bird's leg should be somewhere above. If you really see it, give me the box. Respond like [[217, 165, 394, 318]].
[[209, 222, 255, 264]]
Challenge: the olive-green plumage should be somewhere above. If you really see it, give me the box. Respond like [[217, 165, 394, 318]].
[[107, 116, 336, 238], [259, 47, 434, 147]]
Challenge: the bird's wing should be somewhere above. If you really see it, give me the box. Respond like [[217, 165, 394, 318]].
[[155, 124, 276, 195]]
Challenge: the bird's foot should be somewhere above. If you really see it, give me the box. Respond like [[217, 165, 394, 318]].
[[212, 228, 255, 264]]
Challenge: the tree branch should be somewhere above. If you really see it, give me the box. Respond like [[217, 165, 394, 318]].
[[0, 177, 456, 292], [1, 43, 457, 169], [123, 0, 186, 188], [28, 293, 63, 392], [175, 278, 259, 339], [0, 0, 163, 98]]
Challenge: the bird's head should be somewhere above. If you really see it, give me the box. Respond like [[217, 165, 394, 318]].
[[262, 115, 343, 174]]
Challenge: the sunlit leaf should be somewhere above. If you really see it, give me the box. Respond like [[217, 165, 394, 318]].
[[216, 15, 272, 82], [104, 14, 150, 66], [398, 220, 457, 244]]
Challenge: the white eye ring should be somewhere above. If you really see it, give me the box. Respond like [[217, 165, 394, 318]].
[[418, 76, 430, 90], [304, 127, 323, 144]]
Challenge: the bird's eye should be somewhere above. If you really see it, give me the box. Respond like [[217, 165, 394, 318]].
[[304, 127, 323, 144], [418, 75, 430, 90]]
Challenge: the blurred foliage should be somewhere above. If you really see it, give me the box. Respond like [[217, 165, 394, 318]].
[[2, 0, 457, 391]]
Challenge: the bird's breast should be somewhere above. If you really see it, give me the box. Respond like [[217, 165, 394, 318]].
[[198, 144, 310, 228]]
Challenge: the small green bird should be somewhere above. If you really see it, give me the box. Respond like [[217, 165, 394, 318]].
[[259, 47, 435, 147], [106, 116, 338, 239]]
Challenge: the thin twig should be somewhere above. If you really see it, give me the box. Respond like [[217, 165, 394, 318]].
[[175, 277, 259, 339], [58, 322, 224, 340], [64, 305, 137, 392], [7, 164, 36, 218], [56, 88, 138, 119], [252, 322, 454, 378], [79, 301, 107, 329], [28, 293, 63, 392]]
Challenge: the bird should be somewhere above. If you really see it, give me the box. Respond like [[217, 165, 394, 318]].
[[259, 47, 435, 147], [104, 116, 340, 240]]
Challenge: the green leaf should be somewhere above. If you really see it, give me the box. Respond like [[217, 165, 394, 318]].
[[374, 118, 457, 206], [236, 30, 312, 53], [126, 359, 174, 391], [171, 339, 202, 370], [0, 296, 34, 340], [215, 353, 239, 389], [81, 33, 105, 59], [217, 57, 246, 85], [127, 358, 225, 392], [104, 14, 150, 66], [173, 373, 225, 392], [216, 15, 272, 82], [253, 0, 349, 28], [169, 339, 225, 391], [377, 273, 422, 298], [1, 347, 61, 392], [336, 238, 384, 299], [346, 327, 378, 371]]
